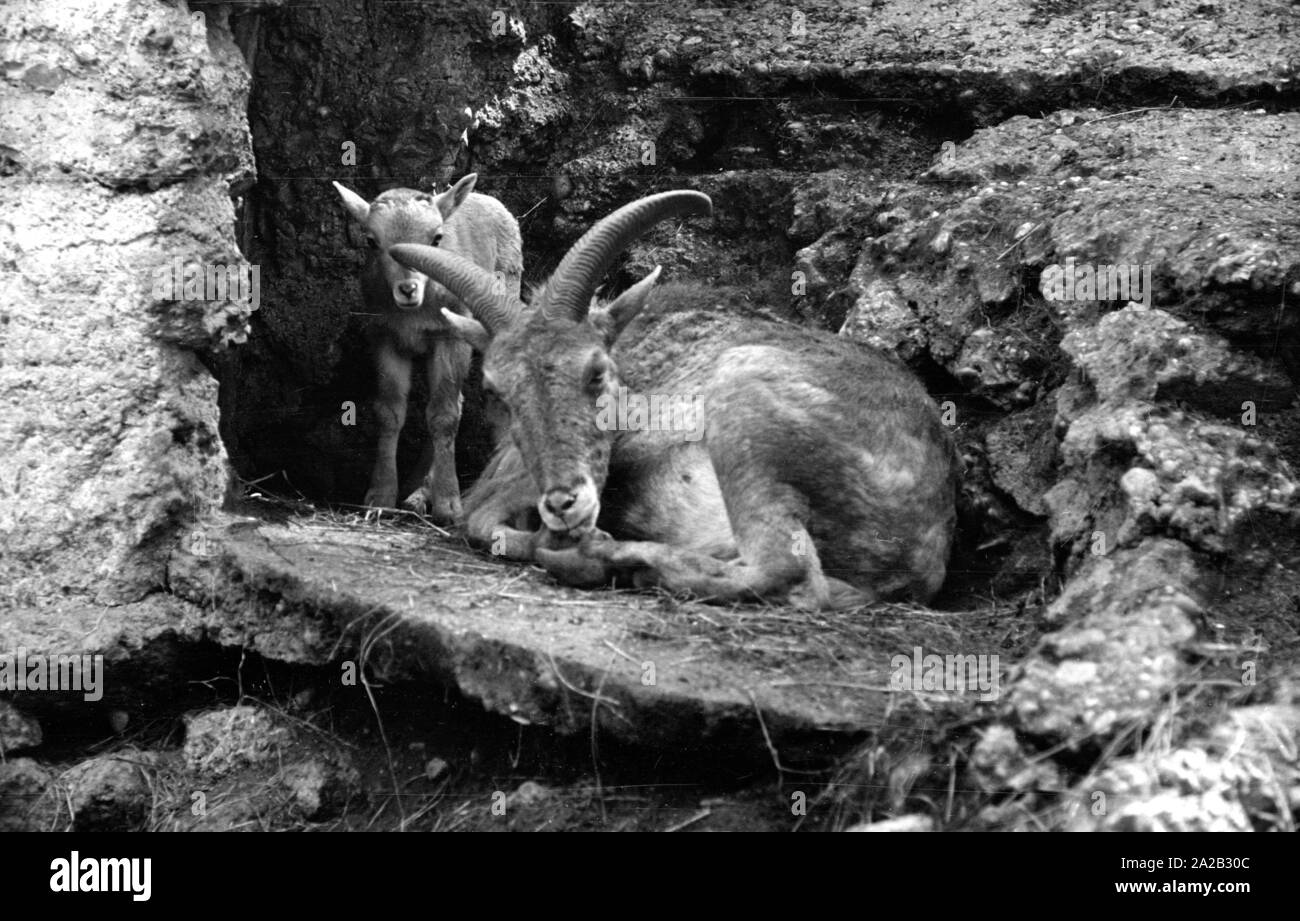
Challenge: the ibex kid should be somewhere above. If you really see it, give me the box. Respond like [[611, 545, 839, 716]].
[[332, 173, 522, 523]]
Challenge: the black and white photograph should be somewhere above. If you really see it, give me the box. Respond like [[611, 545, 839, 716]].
[[0, 0, 1296, 859]]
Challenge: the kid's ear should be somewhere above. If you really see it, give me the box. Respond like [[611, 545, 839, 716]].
[[434, 173, 477, 219], [592, 267, 661, 347], [332, 181, 371, 223], [440, 308, 491, 352]]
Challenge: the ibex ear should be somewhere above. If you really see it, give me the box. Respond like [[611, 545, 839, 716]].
[[332, 181, 371, 223], [440, 308, 491, 352], [592, 267, 661, 347], [434, 173, 477, 219]]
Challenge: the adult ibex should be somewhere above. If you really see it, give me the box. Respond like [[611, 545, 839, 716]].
[[333, 173, 522, 522], [388, 191, 958, 608]]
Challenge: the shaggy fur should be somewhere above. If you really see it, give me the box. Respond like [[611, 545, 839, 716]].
[[464, 282, 959, 607]]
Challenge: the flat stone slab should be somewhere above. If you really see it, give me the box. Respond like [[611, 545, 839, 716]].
[[164, 513, 1001, 755]]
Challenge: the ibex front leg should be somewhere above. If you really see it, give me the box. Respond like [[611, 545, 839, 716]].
[[404, 338, 471, 525], [547, 494, 814, 605], [548, 488, 868, 610], [365, 340, 411, 509], [464, 443, 541, 558]]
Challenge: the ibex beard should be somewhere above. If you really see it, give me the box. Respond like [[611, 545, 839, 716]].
[[333, 173, 522, 523], [389, 191, 958, 610]]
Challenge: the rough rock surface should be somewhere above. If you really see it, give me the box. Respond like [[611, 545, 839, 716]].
[[281, 756, 362, 820], [616, 1, 1297, 122], [1061, 305, 1292, 412], [1, 0, 257, 605], [839, 108, 1300, 384], [64, 753, 154, 831], [1064, 702, 1300, 832], [0, 699, 42, 752], [1009, 539, 1200, 739], [1051, 402, 1298, 558], [985, 399, 1057, 517], [183, 705, 289, 776], [0, 757, 59, 832], [816, 105, 1300, 776], [970, 723, 1062, 797]]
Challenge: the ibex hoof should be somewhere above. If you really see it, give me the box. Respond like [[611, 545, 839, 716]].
[[364, 486, 398, 510], [789, 576, 873, 611], [536, 542, 613, 588], [403, 488, 463, 527]]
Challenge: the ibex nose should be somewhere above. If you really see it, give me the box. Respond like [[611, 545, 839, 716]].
[[542, 489, 578, 518], [397, 280, 419, 298]]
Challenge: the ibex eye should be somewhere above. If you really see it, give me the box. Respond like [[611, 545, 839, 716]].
[[365, 236, 379, 250], [432, 233, 444, 246]]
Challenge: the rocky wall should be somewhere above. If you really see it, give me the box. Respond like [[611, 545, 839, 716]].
[[1, 0, 260, 606]]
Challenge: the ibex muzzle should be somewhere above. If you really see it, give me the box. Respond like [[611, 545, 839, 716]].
[[389, 190, 958, 609]]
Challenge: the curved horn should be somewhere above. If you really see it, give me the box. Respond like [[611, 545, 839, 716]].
[[388, 244, 521, 335], [543, 190, 712, 323]]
